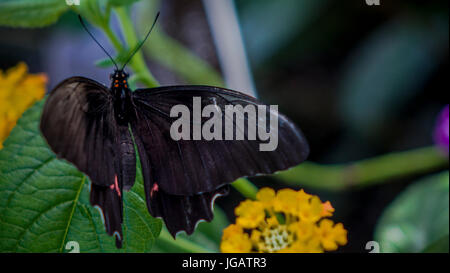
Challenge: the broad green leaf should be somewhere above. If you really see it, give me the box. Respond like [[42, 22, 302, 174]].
[[0, 100, 162, 253], [422, 235, 449, 253], [0, 0, 69, 27], [374, 171, 449, 253]]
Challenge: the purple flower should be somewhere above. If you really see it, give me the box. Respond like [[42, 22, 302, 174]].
[[434, 105, 449, 155]]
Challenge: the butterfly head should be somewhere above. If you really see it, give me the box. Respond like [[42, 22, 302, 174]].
[[110, 70, 129, 89]]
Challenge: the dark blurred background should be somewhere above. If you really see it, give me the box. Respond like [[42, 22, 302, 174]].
[[0, 0, 448, 252]]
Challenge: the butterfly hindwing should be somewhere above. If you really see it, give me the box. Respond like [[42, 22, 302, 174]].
[[40, 77, 136, 247]]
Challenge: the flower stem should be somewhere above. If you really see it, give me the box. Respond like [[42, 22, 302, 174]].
[[158, 228, 212, 253], [114, 6, 158, 88], [274, 146, 449, 191], [232, 178, 258, 199]]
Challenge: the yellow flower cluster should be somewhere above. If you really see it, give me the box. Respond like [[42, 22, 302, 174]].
[[0, 62, 47, 148], [221, 188, 347, 253]]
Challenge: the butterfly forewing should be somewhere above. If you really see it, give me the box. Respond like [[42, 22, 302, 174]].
[[130, 85, 309, 196], [40, 77, 136, 247]]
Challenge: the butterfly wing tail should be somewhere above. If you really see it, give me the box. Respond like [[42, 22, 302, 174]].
[[90, 182, 124, 248]]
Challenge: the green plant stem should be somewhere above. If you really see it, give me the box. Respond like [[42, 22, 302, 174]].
[[114, 6, 158, 87], [274, 146, 449, 191], [232, 178, 258, 199], [101, 25, 123, 52], [158, 228, 212, 253], [144, 31, 225, 86]]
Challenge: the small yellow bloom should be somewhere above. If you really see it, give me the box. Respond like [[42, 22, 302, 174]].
[[256, 187, 275, 208], [273, 188, 298, 215], [220, 224, 252, 253], [235, 199, 265, 229], [297, 189, 312, 201], [298, 196, 323, 223], [289, 221, 314, 241], [221, 187, 348, 253], [315, 219, 348, 251], [0, 62, 46, 148]]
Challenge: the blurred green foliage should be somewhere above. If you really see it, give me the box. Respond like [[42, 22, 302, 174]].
[[339, 16, 448, 138], [0, 0, 69, 27], [375, 172, 449, 253], [238, 0, 329, 64]]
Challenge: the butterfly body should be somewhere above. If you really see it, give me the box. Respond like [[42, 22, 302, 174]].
[[110, 70, 133, 125]]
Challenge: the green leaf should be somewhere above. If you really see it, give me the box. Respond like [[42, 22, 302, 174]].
[[0, 0, 69, 27], [374, 171, 449, 253], [422, 235, 449, 253], [95, 57, 117, 68], [0, 99, 162, 253]]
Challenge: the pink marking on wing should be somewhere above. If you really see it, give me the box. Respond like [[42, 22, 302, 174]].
[[114, 175, 121, 197], [150, 183, 159, 198]]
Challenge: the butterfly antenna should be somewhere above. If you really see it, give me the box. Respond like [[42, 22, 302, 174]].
[[121, 12, 160, 70], [78, 15, 119, 70]]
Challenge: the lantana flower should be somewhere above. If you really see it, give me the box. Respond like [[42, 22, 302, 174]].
[[0, 62, 47, 148], [220, 187, 347, 253]]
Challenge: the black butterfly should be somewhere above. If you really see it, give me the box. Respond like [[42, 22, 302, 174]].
[[39, 13, 309, 248]]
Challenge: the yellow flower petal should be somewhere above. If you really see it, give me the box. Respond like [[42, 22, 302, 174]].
[[297, 189, 312, 202], [315, 219, 348, 251], [289, 221, 314, 241], [235, 200, 265, 229], [256, 187, 275, 208], [0, 62, 46, 149], [220, 224, 252, 253], [250, 229, 261, 244], [274, 188, 298, 215], [298, 196, 323, 223], [321, 201, 335, 217]]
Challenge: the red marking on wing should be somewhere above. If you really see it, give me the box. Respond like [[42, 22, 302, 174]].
[[113, 175, 121, 197], [150, 183, 159, 198]]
